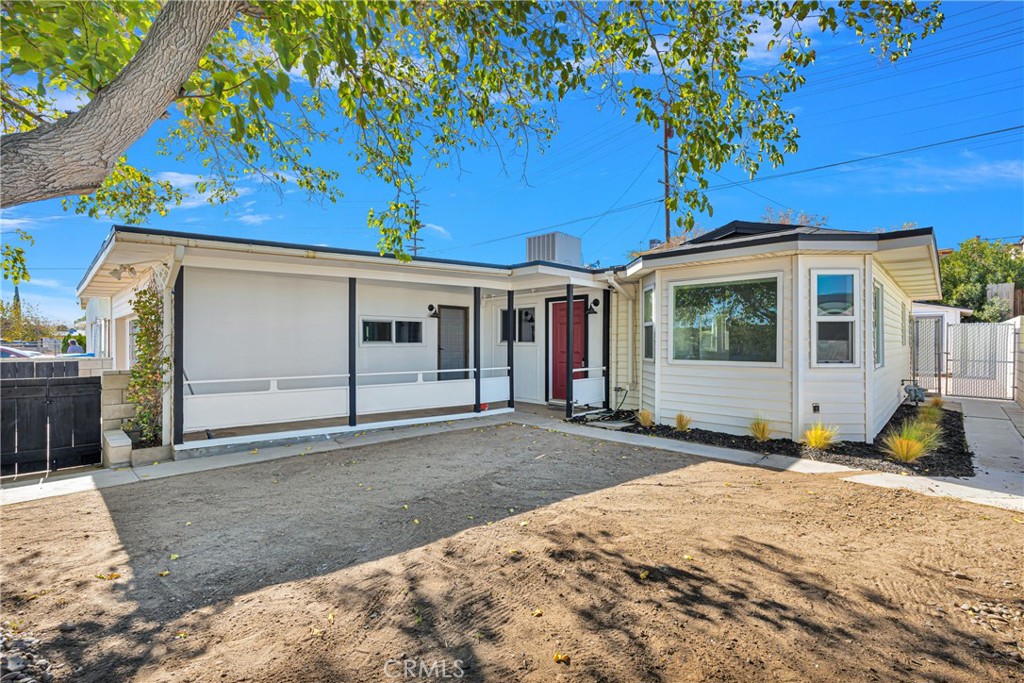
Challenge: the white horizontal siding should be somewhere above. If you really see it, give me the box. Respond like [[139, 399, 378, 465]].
[[610, 286, 639, 410], [654, 256, 793, 437], [871, 262, 912, 438]]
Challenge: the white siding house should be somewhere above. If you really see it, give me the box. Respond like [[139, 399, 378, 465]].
[[77, 219, 940, 459]]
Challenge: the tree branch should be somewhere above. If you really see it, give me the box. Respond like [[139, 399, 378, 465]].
[[0, 0, 243, 208]]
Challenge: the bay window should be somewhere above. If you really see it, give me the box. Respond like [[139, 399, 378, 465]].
[[670, 274, 780, 364], [812, 271, 858, 365]]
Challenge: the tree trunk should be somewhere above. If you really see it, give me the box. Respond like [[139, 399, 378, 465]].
[[0, 0, 241, 209]]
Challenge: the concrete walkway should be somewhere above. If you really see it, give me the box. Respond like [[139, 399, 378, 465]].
[[844, 398, 1024, 511]]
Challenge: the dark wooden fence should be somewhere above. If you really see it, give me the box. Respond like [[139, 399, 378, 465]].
[[1, 361, 101, 476]]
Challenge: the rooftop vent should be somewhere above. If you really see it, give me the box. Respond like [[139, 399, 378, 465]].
[[527, 232, 582, 267]]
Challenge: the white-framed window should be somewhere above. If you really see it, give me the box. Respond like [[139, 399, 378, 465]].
[[642, 286, 655, 360], [499, 307, 536, 343], [811, 270, 859, 367], [669, 273, 781, 365], [361, 319, 424, 345], [873, 282, 885, 367], [901, 302, 907, 346]]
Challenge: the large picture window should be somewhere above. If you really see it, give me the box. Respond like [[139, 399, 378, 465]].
[[670, 275, 779, 363], [813, 271, 858, 365]]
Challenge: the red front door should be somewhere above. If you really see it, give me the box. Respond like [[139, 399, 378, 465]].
[[551, 299, 586, 400]]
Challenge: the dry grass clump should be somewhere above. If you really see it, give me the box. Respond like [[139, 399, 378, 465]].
[[926, 396, 945, 409], [637, 409, 655, 428], [882, 418, 944, 463], [748, 417, 772, 442], [802, 421, 839, 450], [918, 404, 943, 425], [674, 413, 692, 431]]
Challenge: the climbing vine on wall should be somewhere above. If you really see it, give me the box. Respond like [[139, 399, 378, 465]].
[[125, 281, 169, 447]]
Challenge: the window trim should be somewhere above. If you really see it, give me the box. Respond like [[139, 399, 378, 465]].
[[642, 285, 655, 361], [810, 268, 861, 368], [873, 281, 885, 368], [666, 271, 784, 368], [359, 317, 426, 346]]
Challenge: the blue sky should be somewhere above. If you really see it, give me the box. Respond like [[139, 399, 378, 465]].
[[2, 1, 1022, 324]]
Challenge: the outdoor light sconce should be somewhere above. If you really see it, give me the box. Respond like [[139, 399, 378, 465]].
[[109, 265, 137, 281], [427, 304, 440, 319], [586, 298, 600, 315]]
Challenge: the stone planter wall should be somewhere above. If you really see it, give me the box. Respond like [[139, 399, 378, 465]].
[[100, 370, 135, 432]]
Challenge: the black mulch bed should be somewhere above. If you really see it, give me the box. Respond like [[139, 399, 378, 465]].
[[572, 404, 974, 477]]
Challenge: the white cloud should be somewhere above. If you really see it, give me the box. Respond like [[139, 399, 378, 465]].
[[23, 278, 68, 291], [423, 223, 452, 239], [238, 213, 272, 226], [155, 171, 254, 210]]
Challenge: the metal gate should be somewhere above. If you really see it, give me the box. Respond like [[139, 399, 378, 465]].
[[946, 322, 1017, 400], [1, 362, 102, 476], [912, 317, 942, 393]]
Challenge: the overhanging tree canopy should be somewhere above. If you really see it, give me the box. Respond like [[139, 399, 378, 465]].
[[1, 0, 943, 277]]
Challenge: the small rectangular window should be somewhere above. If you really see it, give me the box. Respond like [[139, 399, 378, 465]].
[[518, 308, 535, 342], [813, 271, 858, 365], [395, 320, 423, 344], [873, 282, 884, 367], [642, 286, 654, 360], [362, 320, 392, 343]]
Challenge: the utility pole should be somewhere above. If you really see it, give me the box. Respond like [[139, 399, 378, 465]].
[[410, 197, 423, 256], [658, 102, 675, 244]]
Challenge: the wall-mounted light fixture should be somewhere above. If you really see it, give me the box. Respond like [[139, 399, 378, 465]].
[[586, 298, 600, 315], [427, 304, 440, 319], [109, 265, 138, 281]]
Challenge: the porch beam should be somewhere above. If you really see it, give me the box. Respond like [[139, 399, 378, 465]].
[[473, 286, 482, 412], [172, 267, 184, 445], [602, 287, 611, 409], [507, 289, 515, 408], [348, 277, 357, 426], [565, 283, 574, 418]]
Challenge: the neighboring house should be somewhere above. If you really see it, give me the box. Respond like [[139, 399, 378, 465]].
[[77, 220, 940, 451]]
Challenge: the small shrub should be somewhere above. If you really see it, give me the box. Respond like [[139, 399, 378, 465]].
[[803, 421, 839, 450], [749, 417, 772, 442], [637, 409, 655, 428], [674, 413, 692, 431], [882, 419, 943, 463], [918, 404, 943, 425], [926, 396, 945, 410]]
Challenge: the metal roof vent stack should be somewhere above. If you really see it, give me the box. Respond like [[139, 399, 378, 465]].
[[526, 232, 582, 267]]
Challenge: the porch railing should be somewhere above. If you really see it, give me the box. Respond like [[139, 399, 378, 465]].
[[182, 366, 511, 433]]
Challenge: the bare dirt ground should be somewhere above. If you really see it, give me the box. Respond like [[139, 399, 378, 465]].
[[2, 424, 1022, 683]]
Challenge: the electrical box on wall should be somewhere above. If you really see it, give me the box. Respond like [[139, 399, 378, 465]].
[[812, 403, 820, 414]]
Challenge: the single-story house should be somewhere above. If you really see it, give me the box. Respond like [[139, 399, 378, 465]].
[[77, 220, 941, 453]]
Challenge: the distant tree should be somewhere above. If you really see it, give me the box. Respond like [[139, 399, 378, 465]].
[[0, 293, 62, 340], [939, 237, 1023, 322], [761, 207, 829, 227]]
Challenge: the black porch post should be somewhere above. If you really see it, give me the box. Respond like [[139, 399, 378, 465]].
[[172, 267, 184, 445], [565, 283, 574, 418], [473, 286, 482, 412], [506, 289, 515, 409], [348, 277, 357, 426], [602, 287, 611, 409]]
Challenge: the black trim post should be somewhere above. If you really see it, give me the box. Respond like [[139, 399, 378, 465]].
[[348, 277, 357, 426], [172, 267, 184, 445], [565, 283, 574, 418], [506, 289, 515, 408], [473, 286, 482, 412], [602, 288, 611, 409]]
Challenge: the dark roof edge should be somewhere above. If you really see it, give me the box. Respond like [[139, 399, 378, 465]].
[[103, 225, 610, 275], [638, 227, 935, 263]]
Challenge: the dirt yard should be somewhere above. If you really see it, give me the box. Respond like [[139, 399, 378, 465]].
[[2, 424, 1022, 682]]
